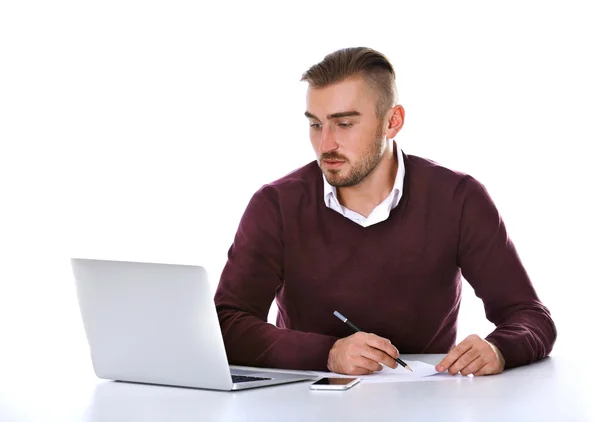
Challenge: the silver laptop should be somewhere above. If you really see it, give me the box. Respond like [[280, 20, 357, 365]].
[[71, 258, 314, 390]]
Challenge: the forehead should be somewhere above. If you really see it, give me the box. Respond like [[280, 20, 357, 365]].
[[306, 76, 377, 117]]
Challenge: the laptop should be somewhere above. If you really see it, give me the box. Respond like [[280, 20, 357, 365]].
[[71, 258, 314, 390]]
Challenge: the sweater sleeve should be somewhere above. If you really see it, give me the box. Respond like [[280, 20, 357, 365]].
[[456, 176, 557, 369], [214, 185, 339, 370]]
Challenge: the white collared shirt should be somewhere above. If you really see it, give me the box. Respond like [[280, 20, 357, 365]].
[[323, 148, 405, 227]]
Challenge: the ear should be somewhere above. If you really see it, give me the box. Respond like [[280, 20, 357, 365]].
[[385, 105, 405, 139]]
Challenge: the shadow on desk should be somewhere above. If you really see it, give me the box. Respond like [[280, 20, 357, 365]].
[[86, 376, 390, 422], [84, 357, 597, 422], [87, 380, 234, 422]]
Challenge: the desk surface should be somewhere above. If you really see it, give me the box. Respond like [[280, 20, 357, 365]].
[[0, 354, 597, 422]]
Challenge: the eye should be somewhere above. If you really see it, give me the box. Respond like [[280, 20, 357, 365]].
[[338, 122, 353, 128], [310, 122, 322, 129]]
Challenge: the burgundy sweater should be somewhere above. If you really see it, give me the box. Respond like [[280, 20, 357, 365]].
[[214, 152, 557, 370]]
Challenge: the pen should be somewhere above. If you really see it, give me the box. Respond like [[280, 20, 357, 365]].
[[333, 310, 413, 372]]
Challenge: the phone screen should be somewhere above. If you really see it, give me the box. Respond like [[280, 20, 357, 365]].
[[313, 377, 358, 386]]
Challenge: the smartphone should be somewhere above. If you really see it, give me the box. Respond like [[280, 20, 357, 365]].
[[309, 377, 360, 390]]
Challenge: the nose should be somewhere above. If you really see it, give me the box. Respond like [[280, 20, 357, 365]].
[[319, 125, 338, 154]]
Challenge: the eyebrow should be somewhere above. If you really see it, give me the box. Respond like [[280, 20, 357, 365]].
[[304, 110, 361, 120]]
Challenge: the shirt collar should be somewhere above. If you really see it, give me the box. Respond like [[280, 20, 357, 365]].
[[323, 142, 405, 208]]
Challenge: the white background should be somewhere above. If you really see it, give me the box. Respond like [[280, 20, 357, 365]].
[[1, 0, 599, 390]]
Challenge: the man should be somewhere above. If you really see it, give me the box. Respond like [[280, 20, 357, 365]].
[[214, 47, 557, 376]]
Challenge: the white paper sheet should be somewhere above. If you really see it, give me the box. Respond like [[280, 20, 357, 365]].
[[309, 360, 458, 383]]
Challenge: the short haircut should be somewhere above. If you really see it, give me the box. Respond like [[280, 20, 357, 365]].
[[301, 47, 397, 118]]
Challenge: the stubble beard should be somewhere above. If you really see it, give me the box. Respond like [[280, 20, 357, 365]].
[[322, 125, 386, 188]]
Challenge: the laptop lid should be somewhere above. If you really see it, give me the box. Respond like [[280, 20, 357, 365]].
[[73, 258, 236, 390], [72, 258, 313, 390]]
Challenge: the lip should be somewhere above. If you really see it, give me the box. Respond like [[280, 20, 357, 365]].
[[322, 160, 345, 169]]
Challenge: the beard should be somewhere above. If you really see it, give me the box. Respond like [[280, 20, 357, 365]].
[[320, 125, 386, 188]]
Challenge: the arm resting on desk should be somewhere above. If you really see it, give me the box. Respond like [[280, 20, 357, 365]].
[[456, 176, 557, 369], [214, 185, 338, 371]]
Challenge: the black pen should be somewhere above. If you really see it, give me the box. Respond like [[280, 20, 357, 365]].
[[333, 310, 413, 372]]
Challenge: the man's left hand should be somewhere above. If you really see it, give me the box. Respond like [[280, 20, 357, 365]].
[[435, 334, 505, 376]]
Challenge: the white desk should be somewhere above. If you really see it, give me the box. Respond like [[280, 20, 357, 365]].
[[0, 354, 597, 421]]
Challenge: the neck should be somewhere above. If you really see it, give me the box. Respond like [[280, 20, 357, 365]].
[[337, 140, 398, 217]]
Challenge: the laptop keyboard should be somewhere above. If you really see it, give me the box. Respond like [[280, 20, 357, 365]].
[[231, 375, 272, 383]]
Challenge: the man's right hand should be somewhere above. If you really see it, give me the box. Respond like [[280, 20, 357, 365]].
[[327, 332, 400, 375]]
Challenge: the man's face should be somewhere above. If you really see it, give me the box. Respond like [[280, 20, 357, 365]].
[[305, 76, 387, 188]]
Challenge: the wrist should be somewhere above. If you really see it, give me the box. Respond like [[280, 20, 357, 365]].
[[485, 340, 505, 369], [327, 340, 339, 372]]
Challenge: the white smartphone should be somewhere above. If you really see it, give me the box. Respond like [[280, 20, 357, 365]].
[[309, 377, 360, 390]]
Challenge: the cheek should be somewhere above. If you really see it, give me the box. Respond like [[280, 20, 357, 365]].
[[345, 128, 369, 151], [309, 132, 320, 152]]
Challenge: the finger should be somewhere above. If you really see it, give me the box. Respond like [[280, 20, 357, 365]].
[[436, 339, 475, 373], [448, 347, 479, 375], [331, 355, 375, 375], [341, 366, 373, 376], [364, 334, 400, 362], [459, 356, 487, 376], [353, 356, 383, 373], [473, 354, 503, 376], [347, 367, 374, 375], [474, 361, 497, 376], [361, 346, 398, 369]]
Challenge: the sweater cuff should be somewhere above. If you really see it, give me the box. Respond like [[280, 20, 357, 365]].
[[485, 332, 528, 369], [296, 334, 339, 371], [266, 333, 339, 371]]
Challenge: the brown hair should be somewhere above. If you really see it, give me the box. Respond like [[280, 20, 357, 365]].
[[301, 47, 397, 118]]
